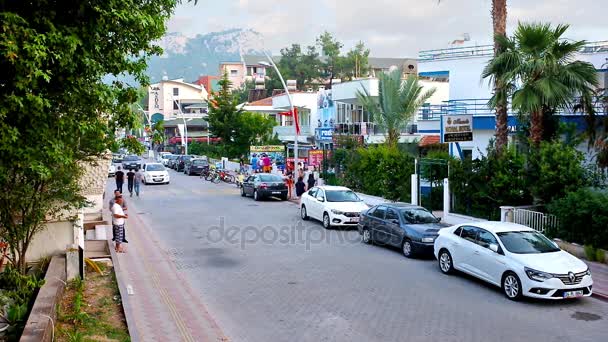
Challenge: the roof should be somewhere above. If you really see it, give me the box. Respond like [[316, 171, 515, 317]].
[[248, 97, 273, 106], [368, 57, 417, 70], [460, 221, 534, 233], [163, 118, 208, 127], [379, 203, 419, 208], [418, 135, 441, 147], [317, 185, 352, 191]]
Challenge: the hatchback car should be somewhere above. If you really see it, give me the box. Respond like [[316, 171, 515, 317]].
[[184, 158, 209, 175], [108, 164, 116, 177], [122, 155, 141, 170], [434, 221, 592, 300], [142, 163, 170, 185], [241, 174, 288, 201], [358, 203, 445, 257], [300, 186, 369, 229]]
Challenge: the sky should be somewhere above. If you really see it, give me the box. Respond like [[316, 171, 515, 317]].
[[168, 0, 608, 57]]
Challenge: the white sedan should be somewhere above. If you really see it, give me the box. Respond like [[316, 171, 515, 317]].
[[108, 164, 116, 177], [300, 186, 369, 229], [434, 221, 592, 300], [142, 163, 170, 185]]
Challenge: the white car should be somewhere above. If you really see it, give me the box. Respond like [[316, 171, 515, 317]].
[[434, 221, 592, 300], [157, 152, 172, 163], [142, 163, 170, 185], [108, 164, 116, 177], [300, 186, 369, 229]]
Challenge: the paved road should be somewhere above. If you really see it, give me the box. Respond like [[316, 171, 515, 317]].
[[124, 164, 608, 342]]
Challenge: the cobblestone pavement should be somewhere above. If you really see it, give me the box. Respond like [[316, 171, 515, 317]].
[[122, 165, 608, 342]]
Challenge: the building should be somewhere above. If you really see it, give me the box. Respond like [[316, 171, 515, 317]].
[[148, 78, 208, 123], [416, 41, 608, 159], [193, 75, 220, 94]]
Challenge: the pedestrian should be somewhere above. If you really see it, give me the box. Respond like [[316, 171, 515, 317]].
[[134, 168, 143, 197], [307, 172, 316, 190], [297, 163, 305, 179], [109, 190, 128, 243], [295, 176, 306, 197], [115, 166, 125, 193], [262, 154, 271, 173], [251, 154, 259, 173], [111, 195, 128, 253], [126, 168, 135, 196]]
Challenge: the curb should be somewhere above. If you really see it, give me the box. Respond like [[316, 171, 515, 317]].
[[108, 239, 141, 342], [592, 291, 608, 302]]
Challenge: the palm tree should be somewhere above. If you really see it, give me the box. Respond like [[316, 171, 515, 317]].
[[357, 69, 435, 146], [483, 23, 598, 146]]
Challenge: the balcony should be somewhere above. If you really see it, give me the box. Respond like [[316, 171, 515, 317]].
[[417, 97, 608, 121], [273, 125, 313, 137]]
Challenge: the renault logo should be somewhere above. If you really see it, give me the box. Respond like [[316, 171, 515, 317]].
[[568, 272, 575, 282]]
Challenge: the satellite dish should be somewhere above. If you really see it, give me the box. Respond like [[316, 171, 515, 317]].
[[388, 65, 398, 73]]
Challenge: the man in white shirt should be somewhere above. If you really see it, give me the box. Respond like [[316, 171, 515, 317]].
[[109, 190, 128, 243], [111, 195, 128, 253]]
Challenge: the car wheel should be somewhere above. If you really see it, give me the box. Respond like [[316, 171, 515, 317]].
[[502, 272, 523, 301], [402, 239, 414, 258], [361, 228, 372, 244], [322, 212, 331, 229], [301, 205, 309, 220], [281, 194, 288, 201], [241, 187, 246, 197], [253, 190, 260, 201], [438, 249, 454, 274]]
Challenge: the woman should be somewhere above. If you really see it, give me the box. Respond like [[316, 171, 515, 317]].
[[307, 173, 316, 190], [295, 177, 306, 198]]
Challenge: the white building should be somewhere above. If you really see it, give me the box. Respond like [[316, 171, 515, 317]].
[[148, 78, 208, 122]]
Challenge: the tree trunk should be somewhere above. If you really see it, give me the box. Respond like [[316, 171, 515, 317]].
[[492, 0, 508, 153], [530, 109, 544, 146], [387, 128, 400, 147]]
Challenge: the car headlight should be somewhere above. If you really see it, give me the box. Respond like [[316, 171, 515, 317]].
[[421, 237, 435, 243], [585, 268, 591, 277], [331, 209, 345, 215], [525, 267, 554, 282]]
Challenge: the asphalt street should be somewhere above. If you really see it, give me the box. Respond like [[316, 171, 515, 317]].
[[118, 164, 608, 342]]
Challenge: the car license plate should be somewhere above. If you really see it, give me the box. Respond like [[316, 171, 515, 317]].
[[154, 178, 162, 182], [563, 290, 583, 298], [272, 191, 281, 194], [349, 217, 359, 222]]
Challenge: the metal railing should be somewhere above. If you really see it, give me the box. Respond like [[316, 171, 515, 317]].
[[273, 125, 313, 136], [513, 208, 559, 233], [417, 97, 608, 120], [418, 41, 608, 61]]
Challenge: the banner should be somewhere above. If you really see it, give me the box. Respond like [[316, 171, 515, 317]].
[[250, 145, 284, 153], [177, 124, 186, 146], [317, 90, 335, 128], [441, 115, 473, 143], [315, 127, 333, 142], [308, 149, 332, 166]]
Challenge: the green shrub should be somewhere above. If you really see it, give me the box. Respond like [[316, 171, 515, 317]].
[[547, 188, 608, 250], [596, 249, 606, 264], [584, 245, 597, 261]]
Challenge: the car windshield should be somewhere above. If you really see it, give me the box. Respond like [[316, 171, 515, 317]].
[[497, 231, 561, 254], [123, 155, 139, 161], [259, 174, 283, 182], [401, 208, 438, 224], [193, 160, 208, 165], [168, 155, 178, 160], [161, 154, 172, 159], [325, 190, 360, 202], [146, 164, 165, 171]]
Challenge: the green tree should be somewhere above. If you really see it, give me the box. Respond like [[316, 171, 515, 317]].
[[270, 44, 322, 91], [233, 112, 279, 153], [342, 41, 370, 80], [0, 0, 177, 273], [483, 23, 598, 146], [357, 71, 436, 146], [234, 80, 255, 103], [316, 31, 343, 88]]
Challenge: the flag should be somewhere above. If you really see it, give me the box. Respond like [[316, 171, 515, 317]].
[[277, 108, 300, 135]]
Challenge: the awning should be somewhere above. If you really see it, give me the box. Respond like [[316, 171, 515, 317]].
[[418, 135, 441, 147]]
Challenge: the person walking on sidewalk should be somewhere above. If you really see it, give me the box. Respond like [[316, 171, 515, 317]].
[[126, 168, 135, 196], [115, 166, 125, 193], [111, 195, 128, 253], [109, 190, 129, 243], [295, 176, 306, 198], [307, 172, 316, 190], [134, 168, 143, 197]]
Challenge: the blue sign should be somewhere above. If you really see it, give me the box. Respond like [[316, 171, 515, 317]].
[[315, 127, 333, 142]]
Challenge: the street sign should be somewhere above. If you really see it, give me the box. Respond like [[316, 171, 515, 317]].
[[440, 114, 473, 143], [250, 145, 284, 153], [315, 127, 333, 142]]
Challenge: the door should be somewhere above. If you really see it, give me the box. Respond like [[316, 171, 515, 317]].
[[470, 229, 505, 285], [453, 225, 480, 274], [244, 176, 256, 195], [303, 188, 317, 217], [311, 189, 326, 220], [370, 206, 388, 244], [384, 209, 403, 247]]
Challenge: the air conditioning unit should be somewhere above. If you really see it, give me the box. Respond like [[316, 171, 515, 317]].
[[286, 79, 297, 91]]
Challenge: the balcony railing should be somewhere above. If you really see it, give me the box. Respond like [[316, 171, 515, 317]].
[[273, 125, 313, 137], [418, 97, 608, 120], [418, 41, 608, 61]]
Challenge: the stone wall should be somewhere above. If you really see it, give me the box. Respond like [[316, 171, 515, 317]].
[[79, 153, 112, 215]]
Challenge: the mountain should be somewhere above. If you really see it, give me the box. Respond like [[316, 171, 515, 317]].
[[147, 28, 263, 84]]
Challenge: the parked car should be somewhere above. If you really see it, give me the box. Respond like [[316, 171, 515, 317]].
[[434, 221, 593, 301], [157, 152, 172, 163], [300, 186, 369, 229], [142, 163, 170, 185], [108, 164, 116, 177], [112, 153, 123, 164], [166, 154, 179, 169], [175, 155, 194, 172], [241, 174, 288, 201], [122, 155, 142, 170], [184, 158, 209, 176], [358, 203, 445, 257]]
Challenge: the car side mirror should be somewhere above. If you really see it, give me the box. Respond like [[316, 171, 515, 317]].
[[435, 217, 441, 223], [318, 197, 325, 202], [489, 244, 499, 253], [391, 219, 400, 225]]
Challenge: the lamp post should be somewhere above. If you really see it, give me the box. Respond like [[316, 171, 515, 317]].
[[136, 103, 153, 158], [258, 53, 299, 173]]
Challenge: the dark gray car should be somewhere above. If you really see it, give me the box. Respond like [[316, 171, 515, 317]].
[[358, 203, 447, 258], [241, 174, 288, 201], [121, 155, 141, 170], [184, 158, 209, 175]]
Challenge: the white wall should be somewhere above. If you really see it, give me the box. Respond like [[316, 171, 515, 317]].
[[272, 93, 318, 130], [148, 80, 207, 120], [419, 80, 449, 105], [333, 78, 379, 103], [26, 220, 75, 262]]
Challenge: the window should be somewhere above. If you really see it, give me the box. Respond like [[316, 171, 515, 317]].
[[173, 88, 179, 96], [453, 227, 463, 236], [259, 174, 283, 182], [460, 226, 479, 243], [497, 231, 561, 254], [173, 101, 179, 110], [372, 206, 387, 219], [315, 189, 325, 201], [462, 149, 473, 160], [230, 69, 238, 76], [146, 164, 165, 171], [476, 229, 498, 249], [308, 188, 317, 197], [325, 190, 360, 202], [401, 208, 439, 224], [385, 209, 399, 221]]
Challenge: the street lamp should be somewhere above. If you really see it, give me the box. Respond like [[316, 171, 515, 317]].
[[172, 97, 188, 155], [136, 103, 154, 158], [258, 54, 299, 173]]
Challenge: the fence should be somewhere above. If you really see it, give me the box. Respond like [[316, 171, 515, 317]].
[[512, 207, 559, 233]]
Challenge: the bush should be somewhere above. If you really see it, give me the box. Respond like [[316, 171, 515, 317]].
[[584, 245, 597, 261], [547, 188, 608, 250], [597, 249, 606, 264]]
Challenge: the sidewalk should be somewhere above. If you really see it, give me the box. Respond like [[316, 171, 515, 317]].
[[105, 199, 227, 341], [588, 261, 608, 300]]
